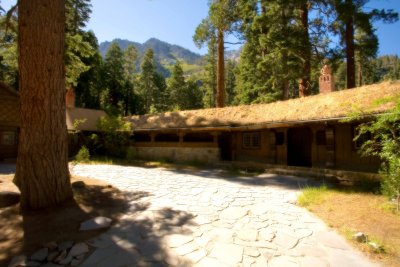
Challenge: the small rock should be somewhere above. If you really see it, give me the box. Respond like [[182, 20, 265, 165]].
[[0, 191, 20, 208], [26, 261, 41, 266], [30, 247, 48, 262], [70, 257, 84, 267], [69, 242, 89, 257], [72, 181, 86, 189], [40, 263, 63, 267], [8, 255, 26, 267], [58, 241, 74, 251], [47, 251, 59, 262], [58, 254, 73, 265], [43, 241, 58, 251], [54, 250, 67, 263], [80, 217, 112, 231], [353, 232, 368, 243], [368, 242, 384, 252]]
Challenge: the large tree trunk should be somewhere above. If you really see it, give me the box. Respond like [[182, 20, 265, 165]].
[[299, 1, 311, 97], [345, 3, 356, 89], [216, 28, 225, 108], [15, 0, 72, 210]]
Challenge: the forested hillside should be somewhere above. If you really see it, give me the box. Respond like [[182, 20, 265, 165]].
[[0, 0, 398, 116]]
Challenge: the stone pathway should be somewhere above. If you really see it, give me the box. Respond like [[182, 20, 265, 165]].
[[70, 164, 378, 267]]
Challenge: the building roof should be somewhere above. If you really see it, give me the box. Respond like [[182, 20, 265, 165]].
[[127, 81, 400, 132], [0, 83, 106, 131], [66, 107, 106, 131]]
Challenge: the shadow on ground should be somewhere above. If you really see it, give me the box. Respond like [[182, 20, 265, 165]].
[[0, 163, 16, 175], [161, 167, 326, 190], [1, 171, 198, 266]]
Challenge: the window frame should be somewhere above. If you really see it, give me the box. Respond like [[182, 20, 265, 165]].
[[242, 132, 261, 149], [1, 131, 16, 146]]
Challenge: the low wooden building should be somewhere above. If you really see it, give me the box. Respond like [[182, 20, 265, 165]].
[[127, 81, 400, 173], [0, 82, 19, 160], [0, 85, 106, 160]]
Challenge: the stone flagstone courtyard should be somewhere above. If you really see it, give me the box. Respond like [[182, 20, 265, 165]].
[[69, 164, 379, 267]]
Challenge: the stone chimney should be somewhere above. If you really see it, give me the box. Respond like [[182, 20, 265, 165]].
[[319, 64, 335, 94], [66, 88, 75, 108]]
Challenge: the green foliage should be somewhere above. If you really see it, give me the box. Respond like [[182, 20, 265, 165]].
[[203, 37, 217, 108], [101, 41, 138, 115], [135, 48, 169, 114], [353, 96, 400, 210], [76, 146, 90, 163], [126, 147, 136, 163], [0, 11, 18, 88], [74, 30, 104, 109], [65, 33, 95, 87], [298, 185, 329, 207], [225, 59, 236, 106], [96, 115, 131, 158]]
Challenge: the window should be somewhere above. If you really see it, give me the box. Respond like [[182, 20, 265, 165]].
[[183, 133, 213, 142], [242, 132, 261, 149], [1, 131, 15, 146], [316, 130, 326, 146], [275, 132, 285, 146], [154, 133, 179, 142], [133, 133, 151, 142]]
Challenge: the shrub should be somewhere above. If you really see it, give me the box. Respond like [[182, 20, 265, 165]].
[[126, 147, 136, 162], [76, 146, 90, 163], [96, 115, 132, 158], [351, 95, 400, 211]]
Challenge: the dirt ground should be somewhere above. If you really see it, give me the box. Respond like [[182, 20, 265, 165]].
[[307, 191, 400, 267], [0, 174, 129, 266]]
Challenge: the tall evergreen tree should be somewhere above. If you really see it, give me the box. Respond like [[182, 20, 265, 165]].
[[225, 59, 236, 105], [168, 60, 186, 109], [137, 48, 167, 114], [0, 10, 18, 88], [332, 0, 398, 89], [15, 0, 72, 210], [74, 30, 104, 109], [123, 44, 138, 83], [103, 42, 125, 113], [194, 0, 238, 108]]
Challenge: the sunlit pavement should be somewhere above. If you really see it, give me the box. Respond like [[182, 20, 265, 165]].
[[68, 164, 377, 266]]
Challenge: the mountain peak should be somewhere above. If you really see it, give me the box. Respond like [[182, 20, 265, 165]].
[[99, 38, 202, 64], [98, 38, 204, 77]]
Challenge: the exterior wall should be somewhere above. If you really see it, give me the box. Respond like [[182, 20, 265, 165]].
[[334, 123, 380, 172], [0, 85, 19, 160], [233, 131, 276, 164], [229, 123, 380, 173], [131, 122, 380, 172], [0, 126, 18, 160], [133, 146, 220, 164]]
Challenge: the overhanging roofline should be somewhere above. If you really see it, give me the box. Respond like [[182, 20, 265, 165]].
[[131, 113, 378, 133]]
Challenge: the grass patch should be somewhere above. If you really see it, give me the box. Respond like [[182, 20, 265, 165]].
[[299, 184, 400, 266], [297, 185, 329, 207]]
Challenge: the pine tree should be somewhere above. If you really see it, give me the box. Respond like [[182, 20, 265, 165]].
[[225, 59, 236, 105], [332, 0, 398, 89], [123, 44, 138, 83], [15, 0, 73, 210], [194, 0, 238, 108], [168, 60, 186, 109], [0, 11, 18, 88], [103, 42, 125, 113], [138, 48, 158, 113], [74, 30, 104, 109]]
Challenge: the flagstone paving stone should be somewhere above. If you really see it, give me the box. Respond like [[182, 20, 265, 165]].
[[70, 164, 380, 267]]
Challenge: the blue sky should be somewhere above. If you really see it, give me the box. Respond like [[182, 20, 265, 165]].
[[3, 0, 400, 55]]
